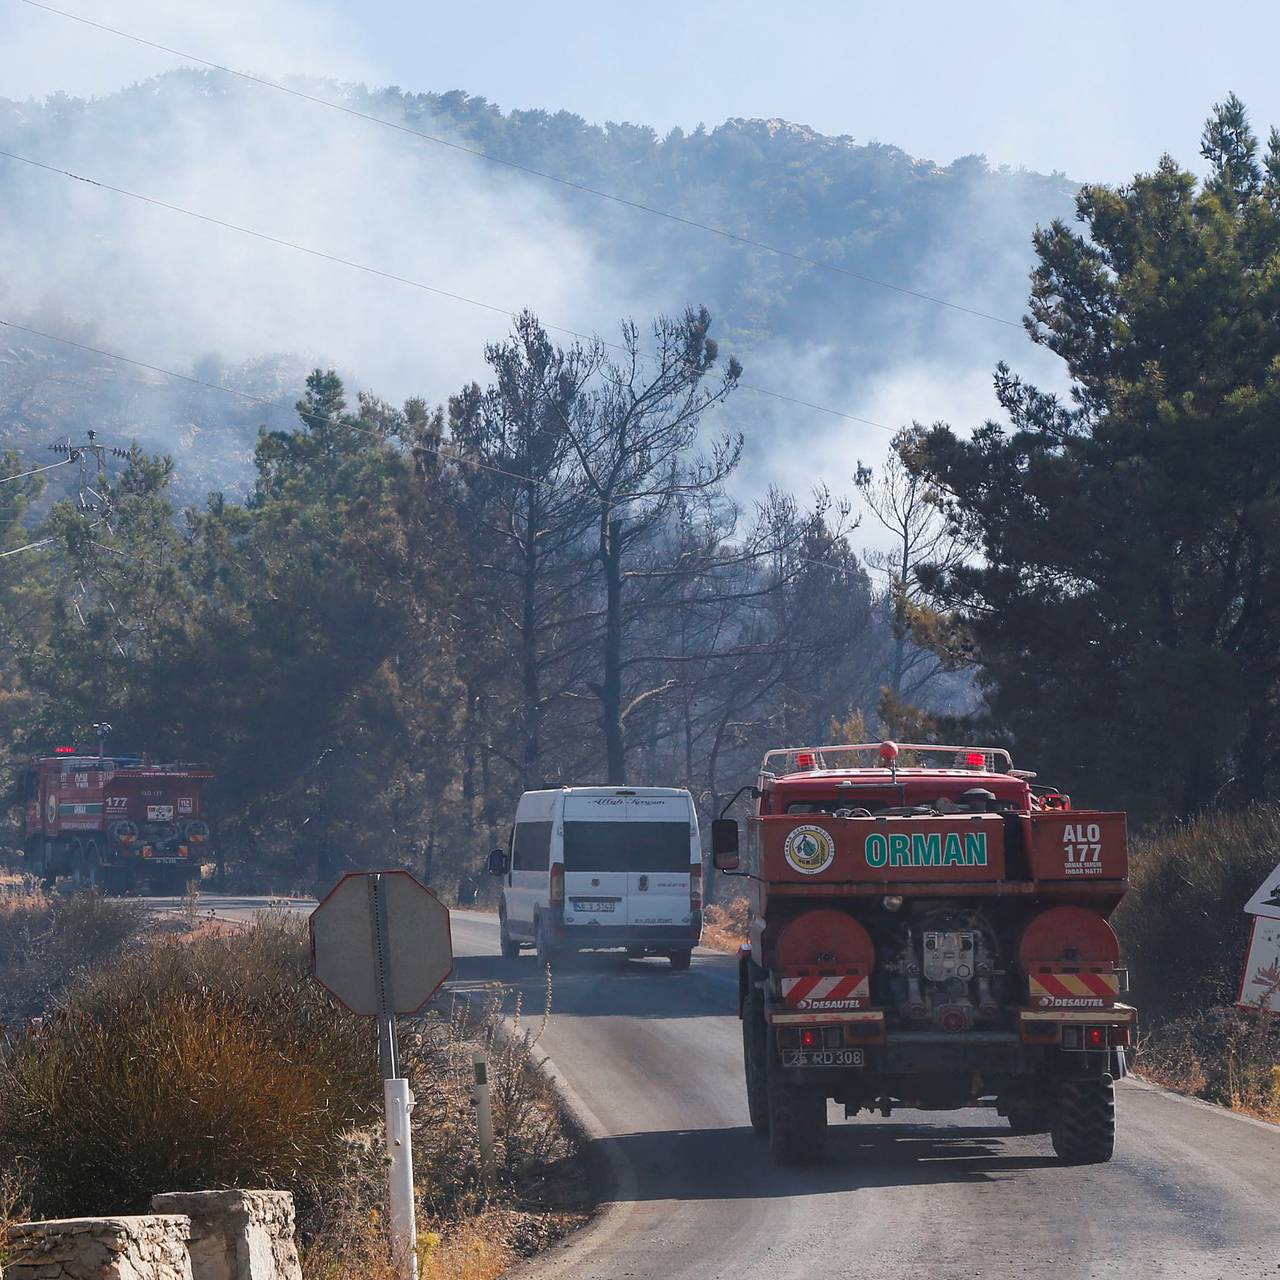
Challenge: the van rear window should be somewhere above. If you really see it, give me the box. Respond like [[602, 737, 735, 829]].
[[563, 821, 691, 872]]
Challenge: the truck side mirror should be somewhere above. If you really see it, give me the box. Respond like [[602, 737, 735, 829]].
[[711, 818, 740, 872], [486, 848, 509, 877]]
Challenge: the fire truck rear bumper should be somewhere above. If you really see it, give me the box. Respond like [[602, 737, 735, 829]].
[[768, 1005, 1136, 1077]]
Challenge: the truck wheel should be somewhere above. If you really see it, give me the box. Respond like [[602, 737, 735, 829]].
[[1051, 1076, 1115, 1164], [70, 840, 95, 890], [742, 975, 769, 1136], [766, 1041, 827, 1165], [83, 840, 101, 890], [499, 915, 521, 959], [668, 948, 692, 971]]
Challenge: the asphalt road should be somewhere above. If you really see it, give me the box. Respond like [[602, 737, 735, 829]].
[[164, 897, 1280, 1279]]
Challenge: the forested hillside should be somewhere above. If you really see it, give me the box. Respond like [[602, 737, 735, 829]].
[[0, 71, 1076, 502]]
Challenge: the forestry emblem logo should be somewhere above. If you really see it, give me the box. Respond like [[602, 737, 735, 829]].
[[783, 824, 836, 875]]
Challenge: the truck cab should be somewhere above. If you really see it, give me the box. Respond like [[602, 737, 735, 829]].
[[717, 741, 1133, 1166]]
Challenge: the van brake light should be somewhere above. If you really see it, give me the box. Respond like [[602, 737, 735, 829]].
[[690, 865, 703, 911], [549, 863, 565, 908]]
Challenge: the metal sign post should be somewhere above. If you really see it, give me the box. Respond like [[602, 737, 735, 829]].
[[310, 870, 454, 1280], [368, 874, 416, 1277]]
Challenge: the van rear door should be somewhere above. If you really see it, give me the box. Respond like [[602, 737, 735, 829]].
[[562, 795, 629, 926], [620, 795, 694, 930], [561, 793, 694, 930]]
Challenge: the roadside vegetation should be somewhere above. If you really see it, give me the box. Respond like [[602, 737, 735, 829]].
[[1116, 804, 1280, 1120], [702, 896, 750, 953], [0, 911, 585, 1278], [0, 882, 147, 1028]]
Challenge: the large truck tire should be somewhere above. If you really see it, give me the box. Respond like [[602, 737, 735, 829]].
[[69, 840, 96, 891], [742, 973, 769, 1136], [1051, 1075, 1115, 1164], [499, 914, 521, 960], [765, 1042, 827, 1165], [668, 948, 692, 971]]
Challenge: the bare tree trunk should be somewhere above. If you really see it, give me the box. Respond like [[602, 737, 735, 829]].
[[601, 517, 627, 784], [520, 525, 541, 789], [462, 680, 477, 816]]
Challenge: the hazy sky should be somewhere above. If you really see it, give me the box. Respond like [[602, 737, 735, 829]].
[[7, 0, 1280, 183]]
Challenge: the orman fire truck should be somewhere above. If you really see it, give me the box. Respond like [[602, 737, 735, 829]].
[[20, 748, 214, 894], [711, 741, 1134, 1166]]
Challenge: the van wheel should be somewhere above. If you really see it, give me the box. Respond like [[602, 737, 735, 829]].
[[535, 918, 560, 969], [499, 915, 520, 959], [668, 949, 692, 971]]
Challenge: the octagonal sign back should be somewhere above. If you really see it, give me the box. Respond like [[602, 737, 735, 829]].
[[309, 869, 454, 1015]]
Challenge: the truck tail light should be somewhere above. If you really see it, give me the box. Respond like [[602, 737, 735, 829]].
[[1085, 1026, 1107, 1050], [690, 865, 702, 911], [549, 863, 565, 907], [800, 1028, 820, 1050]]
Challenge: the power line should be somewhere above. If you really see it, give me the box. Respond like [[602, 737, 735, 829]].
[[0, 147, 896, 434], [0, 318, 865, 578], [0, 457, 74, 484], [0, 537, 55, 559], [18, 0, 1022, 332]]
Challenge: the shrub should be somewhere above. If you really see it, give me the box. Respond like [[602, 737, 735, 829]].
[[1115, 803, 1280, 1118], [0, 888, 147, 1027], [0, 915, 379, 1219], [1114, 803, 1280, 1020], [702, 896, 750, 952], [0, 913, 584, 1267]]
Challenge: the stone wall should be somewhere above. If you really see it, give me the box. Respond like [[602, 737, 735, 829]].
[[150, 1192, 301, 1280], [5, 1193, 302, 1280], [5, 1214, 193, 1280]]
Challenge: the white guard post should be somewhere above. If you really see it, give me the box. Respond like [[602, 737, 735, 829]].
[[473, 1052, 496, 1181], [385, 1076, 419, 1276]]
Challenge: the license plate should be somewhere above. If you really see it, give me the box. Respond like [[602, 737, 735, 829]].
[[782, 1048, 864, 1068], [572, 900, 616, 912]]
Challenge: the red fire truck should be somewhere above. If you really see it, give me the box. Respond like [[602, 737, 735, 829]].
[[21, 748, 214, 894], [713, 740, 1134, 1166]]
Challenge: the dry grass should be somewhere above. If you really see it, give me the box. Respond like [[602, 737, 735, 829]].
[[303, 1207, 532, 1280], [0, 1166, 31, 1272], [702, 896, 749, 953], [1136, 1007, 1280, 1122]]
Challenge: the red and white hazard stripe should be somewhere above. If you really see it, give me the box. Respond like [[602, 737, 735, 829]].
[[780, 974, 869, 1007], [1029, 971, 1119, 1001]]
